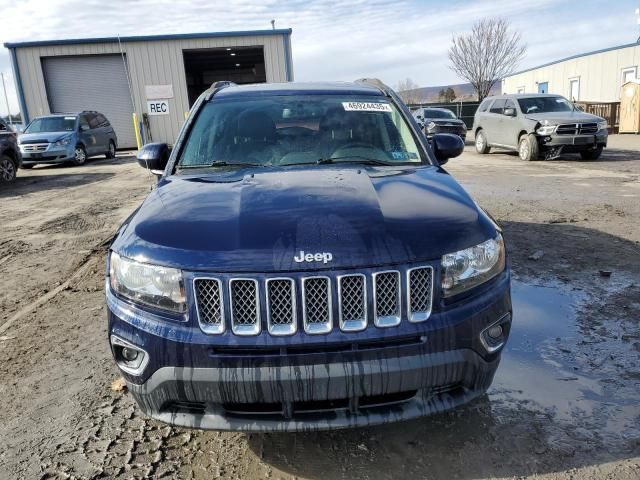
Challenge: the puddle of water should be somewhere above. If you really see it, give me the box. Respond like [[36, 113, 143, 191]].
[[490, 281, 638, 435]]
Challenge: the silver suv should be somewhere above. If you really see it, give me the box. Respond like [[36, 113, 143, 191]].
[[472, 94, 608, 161]]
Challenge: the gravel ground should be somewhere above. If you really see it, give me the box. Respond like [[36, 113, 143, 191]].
[[0, 137, 638, 480]]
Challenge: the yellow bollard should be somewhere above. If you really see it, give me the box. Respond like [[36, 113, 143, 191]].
[[132, 112, 142, 150]]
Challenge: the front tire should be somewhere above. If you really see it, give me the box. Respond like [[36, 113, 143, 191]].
[[0, 155, 17, 183], [475, 131, 491, 154], [580, 145, 603, 161], [518, 134, 539, 161], [72, 145, 87, 166], [106, 141, 116, 159]]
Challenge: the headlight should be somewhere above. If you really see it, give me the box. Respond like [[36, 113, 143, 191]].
[[109, 252, 186, 313], [536, 124, 557, 135], [54, 137, 71, 146], [427, 121, 436, 132], [441, 234, 506, 297], [597, 120, 607, 131]]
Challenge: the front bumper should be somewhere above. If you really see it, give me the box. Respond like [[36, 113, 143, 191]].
[[128, 349, 500, 431], [107, 270, 511, 431], [426, 126, 467, 140], [540, 131, 607, 150], [20, 145, 74, 164]]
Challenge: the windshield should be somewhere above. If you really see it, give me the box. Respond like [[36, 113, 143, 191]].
[[424, 109, 456, 119], [517, 96, 574, 114], [25, 116, 76, 134], [178, 95, 424, 168]]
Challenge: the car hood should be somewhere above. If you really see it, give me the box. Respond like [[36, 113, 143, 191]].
[[428, 118, 465, 127], [524, 111, 603, 124], [112, 165, 497, 272], [19, 131, 73, 144]]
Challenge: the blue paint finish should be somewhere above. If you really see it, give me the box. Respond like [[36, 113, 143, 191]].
[[3, 29, 293, 49], [106, 81, 511, 430], [112, 165, 496, 272], [508, 41, 640, 77], [8, 48, 29, 123]]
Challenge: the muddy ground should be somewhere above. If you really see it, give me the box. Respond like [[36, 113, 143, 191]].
[[0, 137, 638, 479]]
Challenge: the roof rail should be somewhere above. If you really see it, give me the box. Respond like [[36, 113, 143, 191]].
[[354, 78, 393, 95], [205, 81, 237, 100]]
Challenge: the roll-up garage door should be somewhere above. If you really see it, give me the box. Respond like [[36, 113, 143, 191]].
[[42, 55, 136, 148]]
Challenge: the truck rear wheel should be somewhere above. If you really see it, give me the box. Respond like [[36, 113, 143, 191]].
[[518, 134, 539, 161], [580, 145, 603, 161], [475, 131, 490, 154]]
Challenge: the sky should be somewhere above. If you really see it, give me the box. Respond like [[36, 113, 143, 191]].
[[1, 0, 639, 116]]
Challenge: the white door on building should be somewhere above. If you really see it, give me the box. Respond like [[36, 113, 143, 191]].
[[569, 78, 580, 101], [42, 55, 136, 149]]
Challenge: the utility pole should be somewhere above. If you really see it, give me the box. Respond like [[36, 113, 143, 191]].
[[0, 73, 13, 128]]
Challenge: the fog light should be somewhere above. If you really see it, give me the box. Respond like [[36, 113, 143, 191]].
[[121, 347, 139, 361], [487, 325, 503, 339]]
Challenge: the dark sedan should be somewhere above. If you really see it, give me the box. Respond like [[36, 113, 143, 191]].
[[413, 107, 467, 141]]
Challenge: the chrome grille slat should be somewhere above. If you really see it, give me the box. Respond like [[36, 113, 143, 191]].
[[194, 278, 225, 334], [229, 279, 260, 336], [373, 271, 401, 327], [21, 143, 49, 152], [407, 267, 433, 323], [266, 278, 297, 336], [302, 276, 332, 334], [338, 274, 367, 332]]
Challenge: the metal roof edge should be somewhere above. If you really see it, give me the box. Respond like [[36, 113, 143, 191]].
[[4, 28, 293, 49], [505, 41, 640, 78]]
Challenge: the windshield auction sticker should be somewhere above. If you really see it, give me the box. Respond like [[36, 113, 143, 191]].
[[342, 102, 393, 113]]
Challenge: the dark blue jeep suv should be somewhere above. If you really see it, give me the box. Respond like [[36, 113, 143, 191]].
[[106, 80, 512, 431]]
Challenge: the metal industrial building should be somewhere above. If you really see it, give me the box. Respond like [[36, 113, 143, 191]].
[[5, 29, 293, 148], [502, 42, 639, 103]]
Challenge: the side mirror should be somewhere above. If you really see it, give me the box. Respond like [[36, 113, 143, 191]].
[[503, 108, 516, 117], [431, 133, 464, 165], [416, 115, 423, 120], [137, 142, 170, 176]]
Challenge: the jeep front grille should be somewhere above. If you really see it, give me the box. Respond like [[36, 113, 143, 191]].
[[229, 279, 260, 335], [193, 265, 433, 336]]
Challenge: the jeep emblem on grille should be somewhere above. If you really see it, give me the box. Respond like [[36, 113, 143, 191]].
[[294, 251, 333, 264]]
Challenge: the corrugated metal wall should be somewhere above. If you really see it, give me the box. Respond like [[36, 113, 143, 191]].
[[503, 44, 640, 103], [13, 33, 291, 146]]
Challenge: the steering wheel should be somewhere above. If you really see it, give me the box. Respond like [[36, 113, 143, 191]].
[[329, 142, 389, 159]]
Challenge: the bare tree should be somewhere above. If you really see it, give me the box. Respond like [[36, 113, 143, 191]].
[[396, 78, 422, 105], [448, 18, 526, 101]]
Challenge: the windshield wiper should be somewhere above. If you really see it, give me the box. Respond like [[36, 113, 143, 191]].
[[316, 156, 394, 166], [178, 161, 264, 169]]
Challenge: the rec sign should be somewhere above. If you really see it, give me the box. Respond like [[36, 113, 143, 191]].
[[147, 100, 170, 115]]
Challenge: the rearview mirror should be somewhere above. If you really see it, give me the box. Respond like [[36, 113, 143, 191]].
[[503, 108, 516, 117], [431, 133, 464, 165], [137, 142, 170, 176]]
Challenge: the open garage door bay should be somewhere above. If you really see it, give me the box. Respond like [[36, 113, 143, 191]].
[[42, 55, 136, 148]]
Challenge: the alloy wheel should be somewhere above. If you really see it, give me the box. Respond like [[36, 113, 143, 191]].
[[519, 140, 530, 160], [75, 147, 86, 164], [0, 157, 16, 182]]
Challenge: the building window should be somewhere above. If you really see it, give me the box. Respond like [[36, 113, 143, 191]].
[[516, 86, 525, 94], [569, 77, 580, 101], [621, 67, 637, 85], [537, 82, 549, 94]]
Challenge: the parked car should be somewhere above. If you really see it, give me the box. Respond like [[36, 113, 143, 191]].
[[413, 107, 467, 141], [472, 94, 608, 161], [0, 118, 22, 183], [18, 111, 117, 168], [106, 80, 511, 432]]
